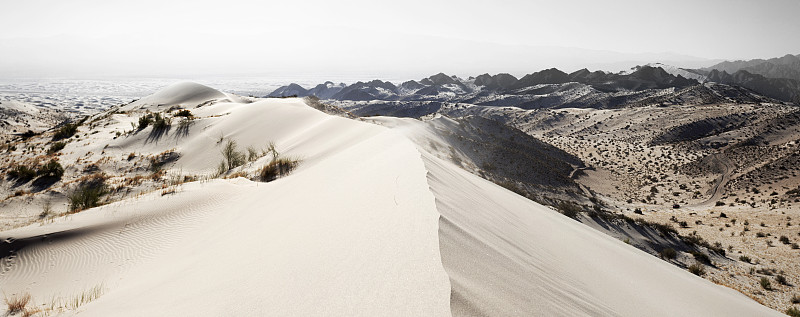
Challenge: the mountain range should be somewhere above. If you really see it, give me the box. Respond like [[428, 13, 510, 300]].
[[269, 54, 800, 106]]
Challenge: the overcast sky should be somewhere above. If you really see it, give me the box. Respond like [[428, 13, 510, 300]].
[[1, 0, 798, 79]]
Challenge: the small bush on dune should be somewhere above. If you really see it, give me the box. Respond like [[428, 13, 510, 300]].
[[760, 277, 772, 290], [4, 292, 31, 314], [659, 248, 677, 260], [787, 307, 800, 317], [174, 109, 193, 118], [688, 263, 705, 276], [557, 201, 581, 219], [138, 114, 153, 130], [259, 158, 298, 182], [777, 274, 789, 286], [221, 140, 246, 171], [7, 165, 36, 181], [152, 113, 172, 131], [68, 174, 108, 212], [739, 255, 751, 263], [47, 141, 67, 154], [36, 159, 64, 179], [52, 122, 80, 141]]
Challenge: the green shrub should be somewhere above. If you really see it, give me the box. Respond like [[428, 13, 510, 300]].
[[7, 165, 36, 181], [68, 175, 108, 212], [36, 159, 64, 179], [739, 255, 751, 263], [152, 113, 171, 131], [137, 115, 153, 130], [688, 263, 705, 276], [787, 307, 800, 317], [760, 277, 772, 290], [47, 141, 67, 154], [52, 122, 80, 140]]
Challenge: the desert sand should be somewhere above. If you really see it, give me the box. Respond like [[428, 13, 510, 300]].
[[0, 83, 780, 316]]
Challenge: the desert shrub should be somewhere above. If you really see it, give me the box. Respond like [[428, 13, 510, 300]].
[[688, 263, 705, 276], [780, 235, 791, 244], [793, 243, 799, 249], [36, 159, 64, 179], [221, 140, 246, 171], [739, 255, 751, 263], [715, 201, 725, 206], [679, 221, 689, 228], [247, 146, 259, 162], [152, 113, 171, 131], [690, 251, 711, 265], [47, 141, 67, 154], [259, 158, 298, 182], [174, 109, 193, 118], [149, 150, 180, 173], [7, 165, 36, 181], [557, 201, 581, 219], [659, 248, 676, 260], [791, 294, 800, 304], [777, 275, 789, 286], [4, 292, 31, 314], [787, 307, 800, 317], [68, 175, 108, 212], [138, 114, 153, 130], [52, 122, 80, 140], [760, 277, 772, 290], [633, 218, 677, 237], [756, 232, 766, 238]]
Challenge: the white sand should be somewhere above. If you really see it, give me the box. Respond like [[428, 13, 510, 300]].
[[0, 83, 780, 316]]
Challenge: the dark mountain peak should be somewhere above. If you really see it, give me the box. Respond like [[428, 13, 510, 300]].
[[475, 73, 518, 90], [425, 73, 458, 86], [400, 80, 425, 91], [513, 68, 570, 89], [268, 83, 309, 97]]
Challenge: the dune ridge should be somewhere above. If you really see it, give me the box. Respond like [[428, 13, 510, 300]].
[[0, 83, 780, 316]]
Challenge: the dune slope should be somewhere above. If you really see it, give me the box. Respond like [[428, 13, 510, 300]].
[[0, 84, 780, 316]]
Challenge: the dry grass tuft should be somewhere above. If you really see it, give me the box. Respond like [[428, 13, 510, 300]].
[[4, 292, 31, 314]]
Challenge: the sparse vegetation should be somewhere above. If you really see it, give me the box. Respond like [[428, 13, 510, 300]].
[[659, 248, 676, 260], [37, 159, 64, 179], [4, 292, 31, 315], [52, 121, 80, 140], [777, 274, 789, 286], [739, 255, 751, 263], [688, 263, 705, 276], [7, 164, 36, 181], [259, 157, 299, 182], [557, 201, 582, 219], [174, 109, 193, 118], [221, 140, 246, 171], [787, 307, 800, 317], [47, 141, 67, 154], [760, 277, 772, 290], [138, 114, 153, 130], [68, 174, 108, 212]]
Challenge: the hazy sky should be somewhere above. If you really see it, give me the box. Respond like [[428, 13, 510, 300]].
[[1, 0, 798, 79]]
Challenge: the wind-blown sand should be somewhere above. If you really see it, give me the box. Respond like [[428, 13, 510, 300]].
[[0, 83, 780, 316]]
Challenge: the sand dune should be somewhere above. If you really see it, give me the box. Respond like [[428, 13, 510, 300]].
[[0, 83, 779, 316]]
